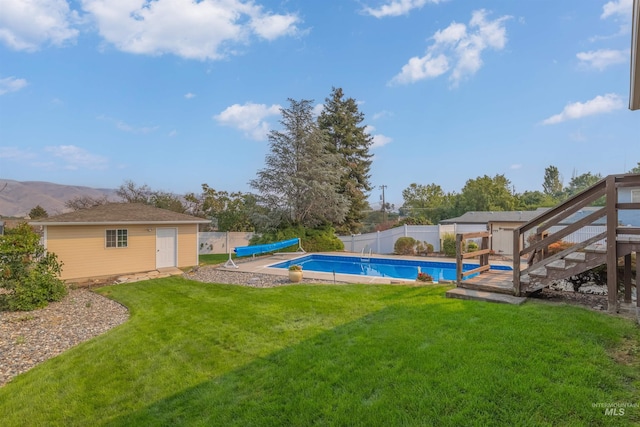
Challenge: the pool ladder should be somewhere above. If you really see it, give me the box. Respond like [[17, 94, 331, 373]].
[[361, 248, 372, 262]]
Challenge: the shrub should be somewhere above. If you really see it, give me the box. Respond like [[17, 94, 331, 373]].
[[467, 241, 479, 252], [288, 265, 302, 271], [415, 241, 434, 256], [441, 233, 464, 257], [0, 223, 67, 311], [394, 237, 417, 255], [250, 225, 344, 253], [547, 241, 574, 256], [416, 272, 434, 282]]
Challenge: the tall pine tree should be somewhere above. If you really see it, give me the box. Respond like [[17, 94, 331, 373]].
[[251, 98, 348, 229], [318, 87, 373, 234]]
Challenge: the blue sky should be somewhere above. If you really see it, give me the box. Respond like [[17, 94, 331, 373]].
[[0, 0, 638, 208]]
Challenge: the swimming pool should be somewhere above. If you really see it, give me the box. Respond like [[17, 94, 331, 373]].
[[269, 254, 512, 282]]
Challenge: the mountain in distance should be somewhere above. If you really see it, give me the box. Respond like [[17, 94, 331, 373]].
[[0, 179, 119, 218]]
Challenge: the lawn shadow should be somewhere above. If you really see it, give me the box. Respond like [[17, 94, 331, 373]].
[[104, 297, 636, 427]]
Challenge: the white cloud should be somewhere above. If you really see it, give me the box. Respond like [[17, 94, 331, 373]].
[[250, 13, 300, 40], [44, 145, 108, 170], [312, 103, 325, 117], [184, 92, 196, 99], [391, 54, 449, 84], [0, 146, 35, 160], [362, 0, 444, 18], [81, 0, 300, 60], [601, 0, 632, 19], [365, 125, 392, 148], [541, 93, 624, 125], [576, 49, 627, 70], [390, 10, 511, 87], [372, 110, 393, 120], [0, 76, 28, 95], [97, 115, 158, 134], [214, 102, 281, 140], [510, 164, 522, 170], [0, 0, 79, 51]]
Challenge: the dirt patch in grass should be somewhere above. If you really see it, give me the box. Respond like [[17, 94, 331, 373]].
[[609, 336, 640, 367]]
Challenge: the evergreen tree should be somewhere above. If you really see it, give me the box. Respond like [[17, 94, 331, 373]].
[[250, 98, 349, 229], [317, 87, 373, 234], [28, 205, 48, 219]]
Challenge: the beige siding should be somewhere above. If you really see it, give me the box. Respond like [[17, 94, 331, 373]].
[[46, 223, 199, 280], [176, 224, 199, 268]]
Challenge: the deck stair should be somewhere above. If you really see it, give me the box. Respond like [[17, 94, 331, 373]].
[[449, 173, 639, 315], [512, 173, 640, 313]]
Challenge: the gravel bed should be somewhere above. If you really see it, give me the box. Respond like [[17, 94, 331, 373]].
[[184, 265, 341, 287], [0, 289, 129, 387], [0, 267, 333, 388]]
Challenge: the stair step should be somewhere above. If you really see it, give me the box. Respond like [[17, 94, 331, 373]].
[[564, 252, 586, 262], [445, 288, 527, 305], [585, 243, 607, 254], [546, 259, 578, 271], [529, 267, 548, 278]]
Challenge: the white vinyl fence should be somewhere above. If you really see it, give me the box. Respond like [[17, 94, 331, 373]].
[[198, 225, 607, 256], [199, 232, 255, 254], [338, 224, 488, 255]]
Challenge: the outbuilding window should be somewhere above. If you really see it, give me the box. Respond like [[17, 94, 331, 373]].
[[632, 189, 640, 203], [106, 229, 128, 248]]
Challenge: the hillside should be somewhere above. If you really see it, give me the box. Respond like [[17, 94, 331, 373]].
[[0, 179, 118, 218]]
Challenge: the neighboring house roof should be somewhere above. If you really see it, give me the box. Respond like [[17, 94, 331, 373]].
[[29, 203, 210, 226], [440, 206, 608, 226], [440, 210, 544, 224]]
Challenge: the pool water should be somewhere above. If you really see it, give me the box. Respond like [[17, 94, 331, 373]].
[[269, 254, 511, 282]]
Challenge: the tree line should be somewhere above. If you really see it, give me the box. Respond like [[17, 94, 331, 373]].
[[397, 163, 640, 226]]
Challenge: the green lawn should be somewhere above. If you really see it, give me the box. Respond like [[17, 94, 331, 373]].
[[1, 278, 639, 426], [198, 253, 235, 265]]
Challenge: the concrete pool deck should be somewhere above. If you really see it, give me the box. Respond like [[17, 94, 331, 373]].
[[217, 251, 514, 285]]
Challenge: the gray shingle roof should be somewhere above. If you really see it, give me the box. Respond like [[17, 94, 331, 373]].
[[440, 210, 544, 224], [29, 203, 210, 225], [440, 206, 607, 225]]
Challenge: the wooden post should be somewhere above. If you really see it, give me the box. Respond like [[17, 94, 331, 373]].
[[456, 234, 463, 286], [605, 175, 617, 313], [513, 229, 521, 296], [481, 234, 489, 267], [636, 251, 639, 309], [624, 253, 632, 303]]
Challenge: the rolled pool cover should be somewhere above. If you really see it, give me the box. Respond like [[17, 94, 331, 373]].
[[234, 238, 300, 257]]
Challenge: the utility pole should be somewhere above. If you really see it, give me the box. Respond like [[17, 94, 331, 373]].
[[379, 185, 387, 224]]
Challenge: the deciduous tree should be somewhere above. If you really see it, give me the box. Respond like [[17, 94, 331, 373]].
[[457, 174, 516, 212], [64, 195, 109, 211], [401, 183, 453, 223]]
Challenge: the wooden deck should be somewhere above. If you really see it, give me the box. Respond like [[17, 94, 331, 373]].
[[458, 269, 515, 295]]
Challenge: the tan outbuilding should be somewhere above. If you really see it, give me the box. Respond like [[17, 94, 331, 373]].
[[30, 203, 210, 281]]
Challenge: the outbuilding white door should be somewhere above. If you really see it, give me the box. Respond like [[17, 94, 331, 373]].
[[156, 228, 177, 268], [491, 227, 514, 256]]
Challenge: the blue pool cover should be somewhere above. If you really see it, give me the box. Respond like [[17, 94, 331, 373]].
[[234, 238, 300, 257]]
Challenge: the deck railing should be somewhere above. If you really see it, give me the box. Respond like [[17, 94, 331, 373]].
[[456, 231, 491, 285], [512, 173, 640, 312]]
